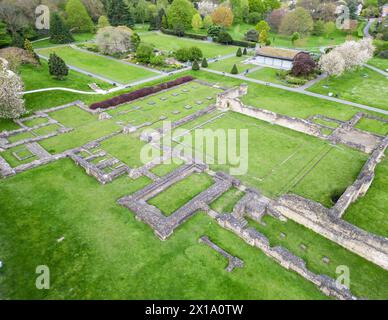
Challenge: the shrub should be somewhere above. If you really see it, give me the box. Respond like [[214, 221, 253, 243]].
[[231, 39, 256, 48], [231, 64, 238, 74], [136, 43, 154, 63], [285, 75, 308, 85], [243, 48, 247, 55], [188, 46, 203, 61], [175, 48, 190, 62], [207, 25, 223, 39], [217, 31, 233, 44], [245, 29, 259, 42], [236, 48, 242, 57], [291, 52, 316, 77], [90, 76, 195, 109], [150, 55, 165, 66], [192, 60, 200, 71], [378, 50, 388, 59], [248, 12, 261, 25], [201, 57, 208, 68]]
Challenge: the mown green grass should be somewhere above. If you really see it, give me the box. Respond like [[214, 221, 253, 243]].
[[37, 46, 158, 84], [141, 32, 239, 58], [246, 67, 293, 86], [150, 159, 183, 177], [32, 33, 96, 49], [0, 159, 326, 299], [368, 57, 388, 71], [308, 67, 388, 111], [344, 155, 388, 237], [210, 188, 245, 213], [19, 61, 112, 92], [175, 111, 367, 206], [247, 216, 388, 299], [148, 173, 214, 216], [23, 117, 50, 127], [1, 146, 38, 168], [355, 117, 388, 136], [208, 56, 256, 74]]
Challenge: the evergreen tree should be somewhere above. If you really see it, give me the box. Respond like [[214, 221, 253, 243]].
[[231, 64, 239, 74], [236, 48, 242, 57], [12, 33, 24, 48], [48, 53, 69, 80], [192, 60, 200, 71], [0, 21, 12, 48], [131, 33, 141, 51], [243, 48, 248, 55], [65, 0, 95, 33], [106, 0, 134, 27], [24, 39, 41, 64], [50, 13, 74, 44], [201, 58, 208, 68]]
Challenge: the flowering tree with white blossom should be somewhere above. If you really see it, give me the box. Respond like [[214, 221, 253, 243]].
[[0, 58, 25, 119]]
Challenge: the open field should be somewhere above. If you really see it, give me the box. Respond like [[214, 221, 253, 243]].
[[308, 67, 388, 111], [37, 46, 158, 84], [0, 159, 329, 299], [174, 111, 367, 206], [141, 32, 239, 58]]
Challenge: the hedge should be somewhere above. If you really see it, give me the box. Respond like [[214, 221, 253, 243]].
[[89, 76, 195, 110], [231, 39, 256, 48], [160, 28, 208, 40]]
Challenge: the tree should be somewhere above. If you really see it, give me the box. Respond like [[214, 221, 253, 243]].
[[131, 33, 141, 51], [136, 43, 154, 63], [167, 0, 196, 30], [65, 0, 94, 33], [249, 0, 265, 15], [231, 0, 249, 23], [312, 20, 325, 36], [201, 57, 208, 67], [0, 57, 25, 119], [296, 0, 319, 16], [324, 21, 336, 38], [97, 16, 110, 29], [245, 29, 259, 42], [0, 20, 11, 47], [231, 64, 239, 74], [243, 48, 247, 55], [192, 59, 200, 70], [134, 0, 149, 24], [24, 39, 40, 64], [316, 2, 336, 22], [259, 29, 268, 44], [203, 15, 213, 29], [346, 0, 358, 19], [319, 50, 345, 76], [82, 0, 105, 22], [279, 7, 313, 36], [48, 53, 69, 80], [96, 26, 133, 55], [106, 0, 134, 27], [236, 48, 242, 57], [291, 52, 316, 76], [191, 13, 203, 31], [217, 31, 233, 44], [256, 20, 270, 34], [175, 48, 190, 62], [268, 8, 287, 33], [248, 12, 261, 24], [291, 32, 300, 44], [50, 12, 74, 44], [211, 6, 234, 28]]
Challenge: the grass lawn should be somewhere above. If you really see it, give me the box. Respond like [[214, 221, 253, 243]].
[[23, 117, 49, 127], [175, 112, 367, 206], [148, 173, 214, 216], [355, 117, 388, 136], [32, 33, 95, 49], [344, 155, 388, 238], [247, 216, 388, 299], [367, 57, 388, 71], [308, 67, 388, 111], [208, 56, 256, 74], [210, 188, 245, 213], [37, 46, 158, 84], [0, 145, 39, 168], [19, 61, 112, 92], [150, 159, 183, 177], [141, 32, 239, 58], [246, 67, 293, 86], [0, 159, 328, 299]]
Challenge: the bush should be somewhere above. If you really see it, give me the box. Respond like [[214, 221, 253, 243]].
[[236, 48, 242, 57], [231, 64, 238, 74], [248, 12, 261, 24], [175, 48, 190, 62], [285, 75, 307, 85], [207, 25, 223, 39], [217, 31, 233, 44], [245, 29, 259, 42], [192, 60, 200, 71], [201, 58, 208, 68], [188, 46, 203, 61], [231, 39, 256, 48], [378, 50, 388, 59], [150, 55, 165, 66], [90, 76, 195, 109], [374, 40, 388, 55], [136, 43, 154, 63]]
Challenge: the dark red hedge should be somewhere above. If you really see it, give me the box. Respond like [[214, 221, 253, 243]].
[[89, 76, 195, 110]]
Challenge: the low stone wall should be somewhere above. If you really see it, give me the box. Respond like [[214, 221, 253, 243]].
[[333, 136, 388, 218], [269, 194, 388, 270], [216, 213, 356, 300]]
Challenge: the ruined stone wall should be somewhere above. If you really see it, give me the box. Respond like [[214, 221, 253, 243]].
[[269, 194, 388, 270], [333, 136, 388, 218]]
